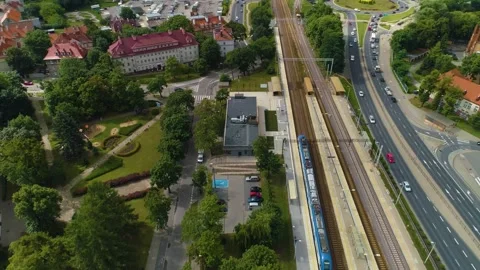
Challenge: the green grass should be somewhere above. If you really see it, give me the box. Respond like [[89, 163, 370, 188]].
[[74, 121, 163, 189], [128, 198, 151, 224], [231, 70, 271, 92], [454, 120, 480, 139], [246, 2, 259, 36], [266, 136, 274, 150], [380, 7, 415, 22], [85, 156, 124, 181], [264, 110, 278, 131], [357, 21, 368, 47], [379, 23, 391, 30], [88, 114, 152, 145], [268, 170, 295, 270], [334, 0, 397, 11], [356, 13, 371, 21], [127, 71, 200, 85], [339, 76, 361, 113], [133, 222, 154, 269], [119, 123, 143, 136]]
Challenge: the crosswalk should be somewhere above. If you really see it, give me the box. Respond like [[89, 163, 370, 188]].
[[194, 95, 213, 105]]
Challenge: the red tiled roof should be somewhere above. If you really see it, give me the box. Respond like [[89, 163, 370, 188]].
[[48, 26, 91, 47], [0, 35, 17, 56], [0, 21, 34, 55], [108, 29, 198, 58], [43, 41, 88, 61], [110, 17, 139, 33], [191, 16, 225, 32], [444, 69, 480, 106], [64, 26, 88, 35], [214, 27, 233, 41], [1, 8, 21, 24]]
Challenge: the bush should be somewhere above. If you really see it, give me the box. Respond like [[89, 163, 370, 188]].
[[121, 188, 151, 201], [151, 108, 160, 116], [72, 171, 151, 197], [84, 156, 124, 181], [119, 123, 143, 136], [116, 142, 141, 157], [103, 135, 122, 149], [219, 73, 231, 82]]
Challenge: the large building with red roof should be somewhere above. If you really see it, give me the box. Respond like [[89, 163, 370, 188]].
[[48, 26, 92, 49], [443, 69, 480, 117], [44, 41, 88, 76], [191, 15, 234, 57], [107, 28, 198, 74]]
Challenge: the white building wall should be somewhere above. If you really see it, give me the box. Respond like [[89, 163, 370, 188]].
[[117, 44, 199, 74], [218, 40, 234, 57], [456, 98, 480, 116]]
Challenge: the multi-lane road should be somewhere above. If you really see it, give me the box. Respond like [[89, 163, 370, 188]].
[[343, 9, 480, 269]]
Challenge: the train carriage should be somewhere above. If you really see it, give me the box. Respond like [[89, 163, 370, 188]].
[[298, 135, 332, 270], [304, 77, 314, 95]]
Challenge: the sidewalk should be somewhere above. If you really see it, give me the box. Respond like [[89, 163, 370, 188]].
[[30, 97, 54, 166]]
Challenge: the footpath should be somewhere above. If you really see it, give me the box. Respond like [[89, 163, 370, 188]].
[[30, 97, 54, 166]]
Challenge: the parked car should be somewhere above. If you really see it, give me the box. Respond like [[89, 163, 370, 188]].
[[354, 38, 357, 42], [248, 196, 264, 203], [391, 97, 397, 103], [349, 42, 353, 47], [402, 181, 412, 192], [197, 150, 204, 163], [386, 152, 395, 163], [379, 77, 385, 82], [245, 175, 260, 182], [359, 91, 365, 97], [351, 31, 355, 36], [350, 55, 355, 61], [370, 71, 376, 77], [22, 81, 33, 86], [250, 191, 262, 197], [250, 186, 262, 192]]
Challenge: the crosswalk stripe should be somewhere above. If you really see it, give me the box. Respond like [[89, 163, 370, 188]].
[[194, 95, 212, 104]]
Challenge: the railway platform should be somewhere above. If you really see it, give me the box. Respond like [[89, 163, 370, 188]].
[[275, 26, 317, 270], [333, 95, 425, 269], [306, 96, 377, 270]]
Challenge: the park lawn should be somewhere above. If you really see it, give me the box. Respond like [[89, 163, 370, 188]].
[[265, 110, 278, 131], [127, 71, 200, 85], [356, 13, 371, 21], [128, 198, 152, 224], [231, 70, 271, 92], [455, 121, 480, 139], [88, 113, 153, 145], [357, 21, 368, 47], [381, 7, 415, 22], [86, 121, 162, 184], [380, 23, 391, 30], [133, 222, 154, 269], [334, 0, 397, 11]]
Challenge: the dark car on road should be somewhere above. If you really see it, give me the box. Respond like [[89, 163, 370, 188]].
[[379, 77, 385, 82], [391, 97, 397, 103], [248, 196, 264, 203], [250, 186, 262, 192]]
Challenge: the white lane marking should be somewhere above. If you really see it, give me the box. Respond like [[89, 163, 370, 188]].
[[423, 160, 430, 169], [432, 223, 437, 229], [468, 211, 473, 218], [455, 259, 460, 266], [454, 238, 459, 245], [475, 177, 480, 186], [477, 208, 480, 214], [443, 240, 448, 247], [414, 141, 418, 146], [425, 131, 430, 134], [458, 139, 469, 144], [446, 226, 451, 233], [474, 225, 479, 234], [433, 206, 438, 212], [445, 189, 454, 200], [439, 216, 444, 222], [472, 263, 477, 270], [422, 207, 427, 214], [427, 196, 431, 202], [446, 184, 451, 190], [414, 194, 418, 199], [463, 250, 468, 257]]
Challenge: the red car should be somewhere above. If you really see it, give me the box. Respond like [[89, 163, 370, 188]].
[[368, 26, 372, 31], [386, 153, 395, 163], [22, 81, 33, 86], [250, 191, 262, 197]]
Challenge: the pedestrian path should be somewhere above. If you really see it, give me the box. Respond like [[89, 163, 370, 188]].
[[194, 94, 212, 105], [30, 97, 54, 166]]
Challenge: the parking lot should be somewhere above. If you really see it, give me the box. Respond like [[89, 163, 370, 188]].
[[213, 174, 261, 233]]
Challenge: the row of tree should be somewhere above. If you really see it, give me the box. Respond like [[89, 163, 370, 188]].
[[303, 2, 345, 73]]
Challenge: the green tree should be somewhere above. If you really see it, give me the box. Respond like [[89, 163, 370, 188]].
[[58, 58, 89, 81], [157, 135, 185, 161], [418, 70, 440, 106], [147, 75, 168, 95], [12, 185, 62, 233], [215, 88, 229, 102], [5, 47, 36, 76], [240, 245, 280, 269], [125, 81, 146, 113], [161, 109, 192, 142], [318, 29, 345, 73], [23, 29, 52, 63], [193, 58, 208, 76], [120, 24, 154, 37], [192, 165, 208, 191], [119, 7, 136, 19], [157, 15, 194, 33], [52, 109, 85, 160], [181, 193, 225, 241], [150, 155, 182, 193], [144, 188, 172, 230], [194, 99, 224, 150], [165, 56, 182, 80], [0, 72, 34, 126], [253, 136, 282, 176], [469, 113, 480, 130], [460, 53, 480, 80], [65, 182, 138, 270], [200, 37, 222, 69], [7, 232, 70, 270], [0, 114, 40, 140], [85, 48, 103, 68], [187, 231, 224, 268], [226, 21, 247, 40], [225, 47, 256, 75], [78, 75, 110, 119], [251, 37, 276, 63], [441, 86, 463, 116], [165, 89, 195, 110], [431, 76, 453, 110]]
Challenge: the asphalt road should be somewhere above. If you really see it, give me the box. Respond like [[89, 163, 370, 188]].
[[230, 0, 245, 24], [344, 12, 479, 269]]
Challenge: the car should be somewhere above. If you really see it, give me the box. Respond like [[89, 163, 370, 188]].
[[391, 97, 397, 103], [174, 87, 184, 92], [402, 181, 412, 192], [217, 199, 226, 205], [386, 152, 395, 163], [370, 71, 376, 77], [369, 115, 376, 124], [354, 8, 360, 12], [371, 43, 375, 49], [350, 55, 355, 61], [353, 27, 356, 31], [197, 150, 204, 163], [379, 14, 383, 17], [349, 22, 352, 25], [359, 91, 364, 97], [354, 38, 357, 42], [372, 56, 377, 61], [384, 86, 391, 92], [379, 77, 385, 82], [349, 42, 353, 47], [250, 186, 262, 192], [248, 196, 264, 203], [236, 16, 239, 21], [368, 26, 372, 31], [22, 81, 33, 86], [351, 31, 355, 36], [250, 191, 262, 197], [477, 141, 480, 145], [245, 175, 260, 182]]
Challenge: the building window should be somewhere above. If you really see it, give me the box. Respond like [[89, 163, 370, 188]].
[[474, 106, 479, 112]]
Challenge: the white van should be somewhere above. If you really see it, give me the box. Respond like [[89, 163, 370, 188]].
[[197, 150, 204, 163]]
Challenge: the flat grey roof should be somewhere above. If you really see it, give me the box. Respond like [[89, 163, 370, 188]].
[[224, 96, 258, 147]]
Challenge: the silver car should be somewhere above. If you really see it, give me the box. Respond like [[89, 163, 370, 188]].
[[369, 115, 376, 124], [245, 175, 260, 182], [402, 181, 412, 192]]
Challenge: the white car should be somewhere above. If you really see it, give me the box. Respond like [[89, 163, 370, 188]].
[[359, 91, 364, 97], [349, 42, 353, 47], [350, 55, 355, 61], [245, 175, 260, 182], [369, 115, 376, 124], [353, 28, 356, 31], [351, 31, 355, 36], [354, 8, 360, 12], [354, 38, 357, 43], [197, 150, 204, 163], [402, 181, 412, 192]]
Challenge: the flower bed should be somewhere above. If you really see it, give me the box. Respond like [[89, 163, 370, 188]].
[[116, 142, 141, 157], [121, 188, 151, 201], [72, 171, 151, 197], [103, 135, 122, 149]]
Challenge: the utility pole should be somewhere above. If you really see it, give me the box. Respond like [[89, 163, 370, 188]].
[[375, 145, 383, 167]]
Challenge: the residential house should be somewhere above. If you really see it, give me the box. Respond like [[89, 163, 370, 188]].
[[43, 41, 88, 76], [110, 17, 139, 33], [224, 94, 258, 156], [0, 21, 34, 71], [48, 26, 93, 49], [444, 69, 480, 117], [214, 26, 234, 57], [191, 15, 226, 35], [107, 28, 199, 74]]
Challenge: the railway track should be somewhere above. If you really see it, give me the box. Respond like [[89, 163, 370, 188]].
[[273, 0, 347, 268], [283, 3, 409, 270], [274, 0, 409, 269]]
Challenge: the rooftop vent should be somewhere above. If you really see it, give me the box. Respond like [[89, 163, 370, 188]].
[[230, 115, 247, 124]]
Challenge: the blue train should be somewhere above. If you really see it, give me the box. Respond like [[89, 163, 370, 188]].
[[298, 135, 333, 270]]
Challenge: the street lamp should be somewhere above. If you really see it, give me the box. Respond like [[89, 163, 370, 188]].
[[209, 162, 216, 189], [395, 182, 403, 205], [424, 242, 436, 264]]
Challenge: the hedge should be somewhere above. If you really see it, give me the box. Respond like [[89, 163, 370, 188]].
[[84, 156, 123, 181], [72, 171, 151, 197], [119, 123, 143, 136], [121, 188, 151, 201], [116, 142, 141, 157]]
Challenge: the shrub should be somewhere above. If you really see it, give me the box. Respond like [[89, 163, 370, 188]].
[[151, 108, 160, 116], [219, 73, 231, 82], [103, 135, 122, 149], [116, 142, 141, 157], [84, 156, 123, 181], [121, 189, 151, 201], [72, 171, 151, 197], [119, 123, 143, 136], [72, 186, 88, 197]]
